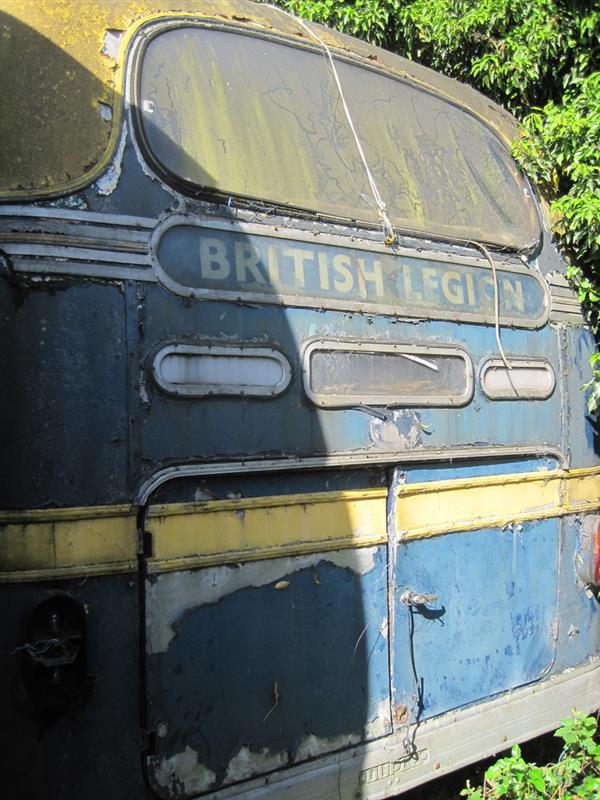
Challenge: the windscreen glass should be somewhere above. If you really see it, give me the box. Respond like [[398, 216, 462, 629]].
[[136, 26, 540, 249]]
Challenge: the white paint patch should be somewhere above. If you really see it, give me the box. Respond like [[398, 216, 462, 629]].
[[102, 29, 124, 60], [49, 194, 88, 210], [98, 101, 113, 121], [148, 547, 378, 653], [152, 745, 215, 796], [225, 746, 288, 783], [369, 410, 422, 449], [365, 699, 392, 739], [156, 722, 168, 739], [379, 618, 389, 640], [294, 733, 360, 763], [95, 128, 127, 196]]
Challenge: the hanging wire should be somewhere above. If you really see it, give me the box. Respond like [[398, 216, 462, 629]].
[[271, 6, 396, 245], [270, 6, 517, 371], [467, 240, 513, 371]]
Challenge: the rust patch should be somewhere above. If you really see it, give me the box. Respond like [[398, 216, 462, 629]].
[[394, 703, 409, 724]]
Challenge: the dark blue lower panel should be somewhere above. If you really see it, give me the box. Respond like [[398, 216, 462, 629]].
[[0, 574, 145, 800], [145, 547, 390, 797]]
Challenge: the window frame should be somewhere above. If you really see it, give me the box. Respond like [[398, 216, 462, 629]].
[[302, 338, 474, 408], [152, 343, 292, 398], [479, 357, 556, 401]]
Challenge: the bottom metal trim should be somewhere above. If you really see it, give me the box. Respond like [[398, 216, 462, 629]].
[[210, 657, 600, 800]]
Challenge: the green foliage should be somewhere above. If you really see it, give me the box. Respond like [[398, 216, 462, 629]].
[[460, 712, 600, 800], [582, 352, 600, 415], [267, 0, 600, 407]]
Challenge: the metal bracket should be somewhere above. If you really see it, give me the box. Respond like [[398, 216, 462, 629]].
[[400, 589, 439, 607]]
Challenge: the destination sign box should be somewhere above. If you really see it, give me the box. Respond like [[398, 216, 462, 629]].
[[153, 220, 549, 327]]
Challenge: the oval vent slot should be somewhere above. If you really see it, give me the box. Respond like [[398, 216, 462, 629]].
[[153, 345, 291, 398]]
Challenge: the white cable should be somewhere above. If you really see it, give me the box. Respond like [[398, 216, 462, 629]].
[[270, 6, 395, 244], [269, 6, 513, 372], [471, 241, 512, 371]]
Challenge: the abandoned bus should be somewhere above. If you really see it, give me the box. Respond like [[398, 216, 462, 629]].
[[1, 2, 599, 799]]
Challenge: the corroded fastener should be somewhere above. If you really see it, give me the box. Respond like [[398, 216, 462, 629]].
[[399, 589, 439, 607]]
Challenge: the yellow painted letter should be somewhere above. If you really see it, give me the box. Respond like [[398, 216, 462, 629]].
[[235, 241, 265, 284], [283, 247, 313, 287], [442, 271, 465, 305], [333, 254, 354, 293], [200, 238, 230, 280], [502, 278, 525, 312]]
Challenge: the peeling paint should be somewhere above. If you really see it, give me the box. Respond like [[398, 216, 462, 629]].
[[294, 732, 360, 762], [102, 28, 124, 60], [224, 746, 288, 783], [95, 127, 127, 196], [365, 699, 392, 738], [152, 745, 215, 797], [369, 410, 422, 449], [98, 101, 113, 121], [147, 547, 378, 653], [157, 722, 168, 738], [48, 193, 89, 210]]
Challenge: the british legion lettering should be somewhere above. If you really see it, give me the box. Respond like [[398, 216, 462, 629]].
[[157, 224, 545, 324]]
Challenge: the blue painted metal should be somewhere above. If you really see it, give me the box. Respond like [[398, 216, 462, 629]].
[[394, 518, 559, 720], [2, 15, 599, 800], [551, 516, 600, 674], [135, 290, 563, 477], [146, 547, 391, 795]]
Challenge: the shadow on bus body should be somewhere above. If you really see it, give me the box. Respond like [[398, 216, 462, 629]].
[[0, 10, 378, 800]]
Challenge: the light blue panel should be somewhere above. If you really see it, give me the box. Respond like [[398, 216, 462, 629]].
[[564, 325, 599, 468], [287, 311, 563, 455], [405, 456, 561, 484], [551, 515, 600, 674], [393, 519, 559, 720]]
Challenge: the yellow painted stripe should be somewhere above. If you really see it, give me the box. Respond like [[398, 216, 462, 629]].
[[397, 468, 600, 540], [0, 505, 137, 582], [146, 468, 600, 572], [145, 489, 388, 574], [2, 467, 600, 580]]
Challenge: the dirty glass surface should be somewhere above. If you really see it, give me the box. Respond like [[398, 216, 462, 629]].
[[307, 347, 471, 406], [137, 26, 540, 249], [481, 360, 555, 399]]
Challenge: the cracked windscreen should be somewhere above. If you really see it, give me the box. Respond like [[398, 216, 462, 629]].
[[136, 25, 540, 250]]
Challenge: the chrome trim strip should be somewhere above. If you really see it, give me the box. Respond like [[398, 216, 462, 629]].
[[3, 243, 150, 265], [546, 272, 584, 323], [136, 445, 566, 504], [12, 259, 157, 282], [0, 205, 156, 227], [0, 207, 157, 281]]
